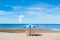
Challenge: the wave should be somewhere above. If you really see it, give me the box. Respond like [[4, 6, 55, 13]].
[[50, 28, 60, 31]]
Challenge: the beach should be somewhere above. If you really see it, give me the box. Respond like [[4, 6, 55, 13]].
[[0, 29, 60, 40], [0, 33, 60, 40]]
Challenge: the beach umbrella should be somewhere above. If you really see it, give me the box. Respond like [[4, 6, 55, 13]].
[[26, 25, 29, 28], [26, 24, 33, 36]]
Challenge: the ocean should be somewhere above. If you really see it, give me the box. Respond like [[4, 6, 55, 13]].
[[0, 24, 60, 31]]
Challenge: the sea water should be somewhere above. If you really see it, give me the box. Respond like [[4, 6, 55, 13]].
[[0, 24, 60, 31]]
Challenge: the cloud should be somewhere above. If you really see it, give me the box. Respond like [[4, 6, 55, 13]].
[[25, 7, 44, 10], [25, 10, 37, 15], [45, 7, 58, 13], [12, 3, 51, 16], [9, 2, 57, 16], [12, 3, 60, 16], [11, 3, 60, 23], [18, 15, 24, 23], [0, 10, 13, 15]]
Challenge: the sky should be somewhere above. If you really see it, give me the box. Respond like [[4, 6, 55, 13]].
[[0, 0, 60, 24]]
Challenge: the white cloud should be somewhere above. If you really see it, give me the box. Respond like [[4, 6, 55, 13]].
[[25, 11, 36, 15], [12, 3, 56, 15], [45, 7, 58, 13], [12, 4, 59, 16], [5, 3, 60, 24], [0, 10, 13, 15], [18, 15, 24, 23], [12, 3, 49, 16], [25, 7, 44, 10]]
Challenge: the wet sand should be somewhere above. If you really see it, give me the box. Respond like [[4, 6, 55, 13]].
[[0, 29, 60, 33]]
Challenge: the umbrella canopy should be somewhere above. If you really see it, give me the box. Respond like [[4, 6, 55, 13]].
[[26, 25, 33, 28]]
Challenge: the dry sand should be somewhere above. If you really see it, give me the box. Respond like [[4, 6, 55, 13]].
[[0, 29, 60, 40], [0, 33, 60, 40]]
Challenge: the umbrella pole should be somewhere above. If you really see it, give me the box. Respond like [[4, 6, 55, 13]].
[[30, 25, 32, 36]]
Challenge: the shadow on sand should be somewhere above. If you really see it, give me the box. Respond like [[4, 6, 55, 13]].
[[27, 34, 42, 36]]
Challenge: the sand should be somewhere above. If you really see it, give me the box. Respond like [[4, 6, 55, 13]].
[[0, 29, 60, 33], [0, 33, 60, 40], [0, 29, 60, 40]]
